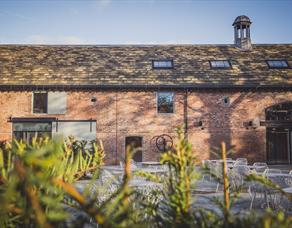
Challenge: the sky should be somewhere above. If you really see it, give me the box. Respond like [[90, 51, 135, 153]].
[[0, 0, 291, 45]]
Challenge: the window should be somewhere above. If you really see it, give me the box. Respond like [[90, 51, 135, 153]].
[[47, 92, 67, 114], [52, 120, 96, 142], [13, 122, 52, 142], [157, 92, 174, 114], [210, 60, 231, 69], [33, 92, 48, 113], [33, 92, 67, 114], [267, 60, 289, 69], [152, 60, 173, 69], [222, 96, 230, 107]]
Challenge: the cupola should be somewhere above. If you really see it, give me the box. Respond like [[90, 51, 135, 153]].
[[233, 15, 252, 50]]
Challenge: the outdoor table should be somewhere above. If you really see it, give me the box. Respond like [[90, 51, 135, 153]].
[[266, 173, 292, 177], [141, 161, 161, 166], [283, 187, 292, 194], [266, 173, 292, 188], [103, 166, 123, 172], [129, 179, 163, 188], [140, 168, 167, 174]]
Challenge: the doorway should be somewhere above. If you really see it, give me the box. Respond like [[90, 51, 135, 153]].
[[125, 136, 143, 162], [265, 102, 292, 164]]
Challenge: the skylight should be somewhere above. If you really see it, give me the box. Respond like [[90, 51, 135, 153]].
[[152, 60, 173, 69], [267, 60, 289, 69], [210, 60, 231, 69]]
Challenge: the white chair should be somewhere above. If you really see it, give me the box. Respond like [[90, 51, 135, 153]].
[[200, 160, 221, 192], [234, 158, 248, 166], [266, 173, 292, 210], [231, 165, 250, 190], [129, 159, 138, 170], [211, 161, 224, 192], [249, 167, 280, 209], [252, 162, 268, 174], [120, 160, 138, 171], [201, 160, 212, 181], [249, 180, 267, 209], [263, 168, 282, 176], [119, 161, 124, 169]]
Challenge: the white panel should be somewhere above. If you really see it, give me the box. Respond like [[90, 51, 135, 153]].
[[48, 92, 67, 114], [52, 121, 96, 142]]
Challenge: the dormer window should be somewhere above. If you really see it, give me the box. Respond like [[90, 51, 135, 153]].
[[210, 60, 231, 69], [152, 60, 173, 69], [267, 60, 289, 69]]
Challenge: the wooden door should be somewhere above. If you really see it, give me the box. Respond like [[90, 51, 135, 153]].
[[267, 128, 290, 164], [125, 136, 143, 162]]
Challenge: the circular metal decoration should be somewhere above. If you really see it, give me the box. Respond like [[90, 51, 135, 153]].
[[150, 136, 159, 153], [155, 134, 173, 152]]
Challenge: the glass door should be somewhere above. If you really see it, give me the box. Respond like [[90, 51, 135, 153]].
[[13, 122, 52, 143]]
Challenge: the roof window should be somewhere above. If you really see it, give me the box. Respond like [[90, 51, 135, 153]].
[[267, 60, 289, 69], [210, 60, 231, 69], [152, 60, 173, 69]]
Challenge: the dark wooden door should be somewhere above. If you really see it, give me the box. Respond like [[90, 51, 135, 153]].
[[125, 136, 143, 162], [267, 128, 290, 164]]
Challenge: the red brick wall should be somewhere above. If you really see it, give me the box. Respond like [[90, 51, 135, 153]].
[[1, 90, 292, 164]]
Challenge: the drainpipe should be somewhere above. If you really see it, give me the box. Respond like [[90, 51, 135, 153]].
[[115, 92, 118, 164], [184, 90, 188, 139]]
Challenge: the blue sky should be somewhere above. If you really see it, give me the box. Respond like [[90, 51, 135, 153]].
[[0, 0, 291, 45]]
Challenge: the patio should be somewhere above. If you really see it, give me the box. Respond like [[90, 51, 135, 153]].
[[74, 160, 292, 213]]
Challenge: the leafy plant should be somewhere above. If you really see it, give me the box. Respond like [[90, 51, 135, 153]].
[[51, 137, 105, 183], [0, 138, 67, 227], [149, 128, 199, 227], [0, 133, 291, 228]]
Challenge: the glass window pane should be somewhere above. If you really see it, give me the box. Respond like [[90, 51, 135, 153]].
[[153, 60, 173, 69], [210, 60, 231, 68], [53, 121, 96, 142], [267, 60, 288, 68], [33, 92, 48, 113], [48, 92, 67, 114], [13, 122, 52, 143], [13, 122, 52, 131], [157, 92, 174, 113]]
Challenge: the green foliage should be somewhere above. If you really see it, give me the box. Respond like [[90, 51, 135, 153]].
[[0, 132, 291, 228], [0, 137, 105, 227], [0, 138, 67, 227], [151, 128, 199, 227], [51, 137, 105, 183], [0, 141, 14, 182], [60, 145, 138, 228]]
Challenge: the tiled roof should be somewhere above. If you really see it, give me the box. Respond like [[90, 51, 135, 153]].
[[0, 44, 291, 89]]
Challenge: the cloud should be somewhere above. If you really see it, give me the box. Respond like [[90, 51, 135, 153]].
[[26, 35, 85, 44]]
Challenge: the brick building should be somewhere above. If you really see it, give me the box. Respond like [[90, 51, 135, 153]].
[[0, 16, 291, 164]]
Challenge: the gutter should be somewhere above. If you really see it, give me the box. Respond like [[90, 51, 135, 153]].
[[0, 84, 292, 91]]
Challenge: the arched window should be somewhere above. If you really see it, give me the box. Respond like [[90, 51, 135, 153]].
[[265, 102, 292, 121]]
